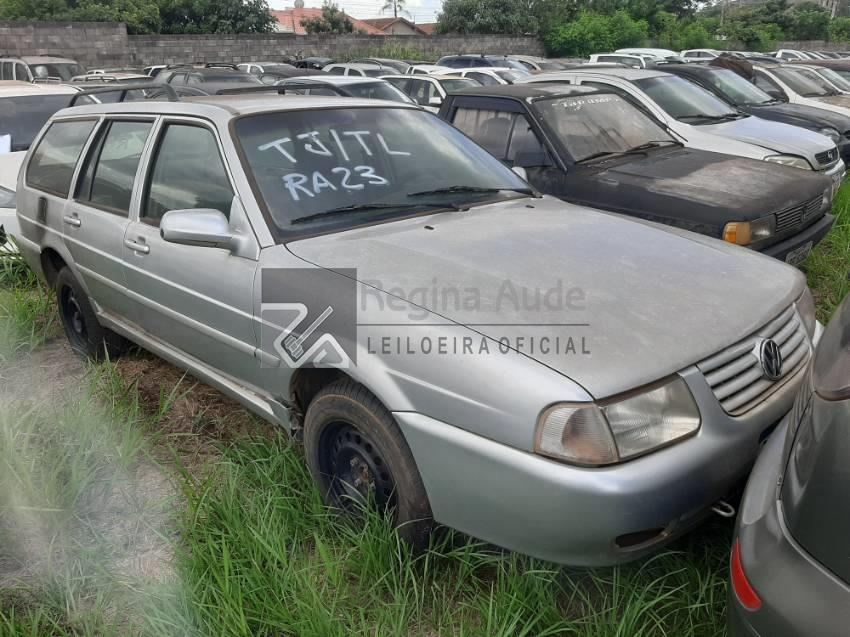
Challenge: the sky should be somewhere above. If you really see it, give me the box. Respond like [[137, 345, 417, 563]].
[[268, 0, 443, 24]]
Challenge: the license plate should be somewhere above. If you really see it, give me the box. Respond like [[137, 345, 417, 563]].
[[786, 241, 813, 265]]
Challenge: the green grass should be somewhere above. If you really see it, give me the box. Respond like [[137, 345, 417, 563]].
[[0, 185, 848, 636], [802, 182, 850, 321], [0, 240, 58, 361]]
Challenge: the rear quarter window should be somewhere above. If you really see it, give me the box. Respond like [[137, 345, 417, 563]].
[[26, 120, 96, 197]]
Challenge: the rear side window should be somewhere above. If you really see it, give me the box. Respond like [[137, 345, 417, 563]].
[[142, 124, 233, 224], [77, 120, 153, 215], [0, 61, 12, 80], [452, 108, 515, 159], [468, 72, 500, 86], [27, 120, 96, 197]]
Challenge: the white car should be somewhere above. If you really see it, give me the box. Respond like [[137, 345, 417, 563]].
[[775, 49, 814, 61], [405, 64, 450, 75], [615, 47, 675, 59], [432, 66, 528, 85], [588, 53, 646, 68], [681, 49, 721, 62], [754, 64, 850, 117], [519, 68, 845, 187], [382, 74, 480, 111], [322, 62, 396, 77], [0, 81, 80, 245]]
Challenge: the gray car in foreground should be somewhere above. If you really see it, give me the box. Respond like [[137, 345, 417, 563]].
[[16, 91, 817, 565], [729, 293, 850, 636]]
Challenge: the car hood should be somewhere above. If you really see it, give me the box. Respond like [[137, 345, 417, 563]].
[[699, 115, 834, 161], [586, 148, 827, 220], [286, 196, 804, 398], [750, 102, 850, 131], [0, 151, 24, 191], [811, 95, 850, 110]]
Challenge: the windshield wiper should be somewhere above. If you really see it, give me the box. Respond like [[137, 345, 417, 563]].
[[290, 201, 462, 225], [679, 113, 740, 122], [576, 141, 678, 164], [407, 185, 534, 197]]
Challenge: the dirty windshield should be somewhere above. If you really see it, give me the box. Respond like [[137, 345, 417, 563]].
[[535, 93, 675, 162], [235, 106, 530, 236]]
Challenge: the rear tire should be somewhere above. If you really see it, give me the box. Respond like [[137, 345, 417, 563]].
[[55, 267, 130, 360], [303, 379, 433, 548]]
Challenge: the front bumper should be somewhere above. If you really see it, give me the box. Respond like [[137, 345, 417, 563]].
[[762, 213, 834, 262], [397, 365, 805, 566], [728, 415, 850, 637]]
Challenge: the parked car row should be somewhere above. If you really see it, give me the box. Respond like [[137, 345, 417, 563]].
[[1, 48, 849, 636]]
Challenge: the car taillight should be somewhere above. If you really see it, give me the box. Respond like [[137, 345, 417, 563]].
[[731, 539, 761, 611]]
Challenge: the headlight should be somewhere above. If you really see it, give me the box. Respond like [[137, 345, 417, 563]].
[[818, 127, 841, 143], [795, 287, 817, 337], [0, 186, 14, 209], [764, 155, 813, 170], [723, 214, 776, 246], [535, 377, 701, 466]]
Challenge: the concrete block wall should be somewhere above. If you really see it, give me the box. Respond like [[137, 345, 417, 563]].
[[0, 21, 545, 69]]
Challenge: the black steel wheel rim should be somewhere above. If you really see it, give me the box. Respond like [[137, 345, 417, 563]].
[[60, 285, 87, 344], [321, 422, 397, 513]]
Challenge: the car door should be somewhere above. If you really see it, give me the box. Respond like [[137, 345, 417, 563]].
[[59, 117, 153, 317], [121, 119, 264, 388]]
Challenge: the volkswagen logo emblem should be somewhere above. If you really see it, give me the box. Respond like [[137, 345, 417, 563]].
[[758, 339, 783, 381]]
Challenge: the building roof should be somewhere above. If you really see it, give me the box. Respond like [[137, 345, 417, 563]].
[[271, 8, 385, 35], [361, 17, 430, 35], [418, 23, 436, 35]]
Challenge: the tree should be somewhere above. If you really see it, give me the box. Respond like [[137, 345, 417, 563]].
[[381, 0, 407, 19], [543, 10, 648, 57], [158, 0, 275, 34], [0, 0, 274, 34], [828, 16, 850, 41], [786, 3, 829, 40], [435, 0, 538, 34], [301, 1, 355, 34]]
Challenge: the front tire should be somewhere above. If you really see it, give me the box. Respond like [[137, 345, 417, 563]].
[[303, 379, 433, 548], [55, 267, 130, 360]]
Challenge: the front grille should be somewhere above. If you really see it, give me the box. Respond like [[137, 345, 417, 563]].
[[815, 147, 838, 167], [697, 306, 811, 416], [774, 196, 822, 235]]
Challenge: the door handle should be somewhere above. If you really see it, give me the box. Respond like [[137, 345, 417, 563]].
[[62, 214, 81, 227], [124, 239, 150, 254]]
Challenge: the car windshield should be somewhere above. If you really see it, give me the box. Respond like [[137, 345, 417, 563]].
[[200, 73, 262, 84], [0, 94, 73, 152], [815, 67, 850, 92], [30, 62, 85, 80], [635, 74, 738, 122], [438, 78, 479, 91], [494, 59, 529, 71], [362, 68, 389, 77], [235, 107, 529, 236], [535, 93, 674, 162], [262, 64, 297, 74], [772, 67, 832, 96], [344, 82, 413, 103], [702, 68, 775, 105], [537, 61, 566, 70]]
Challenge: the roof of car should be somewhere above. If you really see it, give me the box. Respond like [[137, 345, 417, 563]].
[[446, 83, 599, 100], [564, 67, 667, 79], [20, 55, 79, 64], [325, 62, 392, 70], [0, 81, 78, 97], [285, 75, 390, 85], [57, 93, 417, 119], [659, 64, 718, 76]]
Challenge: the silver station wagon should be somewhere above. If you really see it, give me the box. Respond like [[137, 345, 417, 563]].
[[16, 89, 818, 565]]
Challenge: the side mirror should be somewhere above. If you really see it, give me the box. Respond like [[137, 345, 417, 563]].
[[765, 88, 787, 102], [260, 74, 276, 85], [428, 96, 442, 107], [511, 166, 528, 181], [160, 209, 233, 249]]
